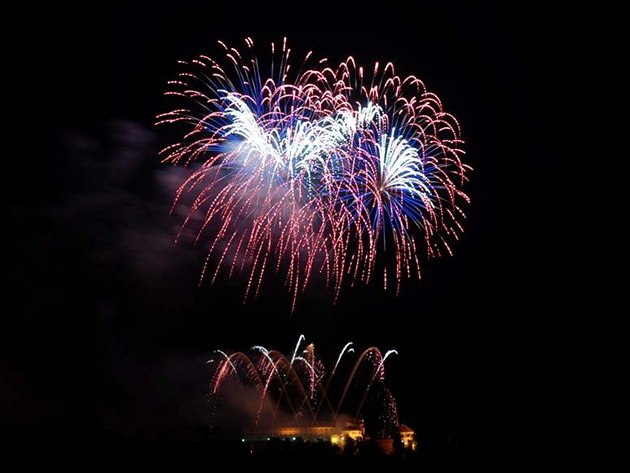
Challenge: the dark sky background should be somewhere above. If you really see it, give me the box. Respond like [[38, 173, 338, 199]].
[[5, 0, 565, 457]]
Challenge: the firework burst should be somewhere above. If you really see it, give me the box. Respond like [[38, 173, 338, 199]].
[[157, 38, 470, 309]]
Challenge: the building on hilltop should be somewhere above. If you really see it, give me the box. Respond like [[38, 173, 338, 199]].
[[243, 420, 417, 454]]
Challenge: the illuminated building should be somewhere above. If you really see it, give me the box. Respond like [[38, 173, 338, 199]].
[[246, 420, 365, 445], [399, 424, 417, 450], [244, 421, 417, 453]]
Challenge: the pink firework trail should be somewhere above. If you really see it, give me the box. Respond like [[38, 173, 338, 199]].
[[157, 38, 470, 309]]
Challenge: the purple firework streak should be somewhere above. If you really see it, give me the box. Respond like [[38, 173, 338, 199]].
[[157, 38, 470, 310]]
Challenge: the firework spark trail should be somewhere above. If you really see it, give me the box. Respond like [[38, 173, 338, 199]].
[[354, 349, 399, 422], [158, 38, 470, 308], [251, 346, 285, 425], [312, 341, 354, 423], [210, 350, 238, 395], [290, 334, 305, 365]]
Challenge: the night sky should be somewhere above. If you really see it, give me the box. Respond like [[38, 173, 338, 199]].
[[5, 0, 564, 458]]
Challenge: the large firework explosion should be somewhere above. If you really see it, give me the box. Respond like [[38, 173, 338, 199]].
[[157, 38, 470, 309]]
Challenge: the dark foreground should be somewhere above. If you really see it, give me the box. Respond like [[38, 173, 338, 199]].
[[9, 434, 463, 470]]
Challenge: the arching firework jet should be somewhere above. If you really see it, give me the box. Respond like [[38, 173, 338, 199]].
[[207, 336, 399, 434]]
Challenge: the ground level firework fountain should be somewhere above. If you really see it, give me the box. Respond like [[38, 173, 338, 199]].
[[207, 335, 416, 452]]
